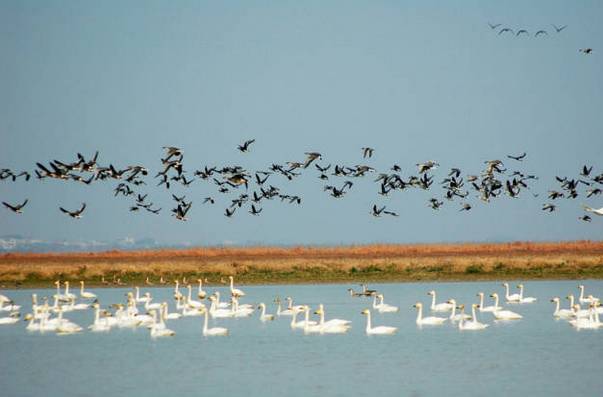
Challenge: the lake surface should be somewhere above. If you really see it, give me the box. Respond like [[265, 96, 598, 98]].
[[1, 280, 602, 396]]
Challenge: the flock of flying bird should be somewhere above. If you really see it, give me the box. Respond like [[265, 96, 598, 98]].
[[1, 144, 602, 224], [487, 23, 593, 54], [1, 278, 602, 336]]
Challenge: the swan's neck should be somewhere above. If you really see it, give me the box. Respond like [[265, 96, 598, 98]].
[[504, 284, 510, 299], [230, 278, 234, 290], [373, 295, 378, 308], [365, 312, 372, 332], [554, 300, 560, 314], [478, 294, 484, 307], [65, 283, 70, 295], [276, 302, 282, 315], [416, 306, 423, 322], [135, 288, 140, 300], [319, 309, 325, 326], [287, 299, 293, 310], [94, 307, 100, 323], [203, 312, 208, 332], [188, 287, 192, 300], [471, 306, 478, 323], [304, 308, 310, 324], [291, 309, 299, 326], [494, 295, 500, 308], [449, 304, 456, 319], [260, 305, 265, 317], [568, 296, 575, 308], [80, 284, 85, 294], [518, 286, 524, 299], [430, 293, 436, 308], [579, 287, 585, 301]]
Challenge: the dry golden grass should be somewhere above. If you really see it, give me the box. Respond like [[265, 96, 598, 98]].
[[1, 241, 603, 286]]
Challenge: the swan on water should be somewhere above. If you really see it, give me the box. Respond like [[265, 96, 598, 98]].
[[197, 279, 207, 299], [502, 283, 521, 303], [447, 299, 471, 321], [258, 303, 274, 322], [373, 294, 399, 313], [361, 309, 397, 335], [578, 285, 599, 304], [413, 302, 447, 325], [149, 309, 175, 337], [88, 303, 111, 332], [201, 307, 228, 336], [476, 292, 501, 312], [291, 305, 318, 329], [427, 290, 454, 312], [79, 281, 96, 300], [550, 297, 574, 319], [517, 284, 537, 303], [229, 276, 245, 297], [458, 304, 489, 330], [489, 294, 522, 320], [0, 312, 19, 325]]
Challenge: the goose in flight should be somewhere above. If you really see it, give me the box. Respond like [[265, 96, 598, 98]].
[[303, 152, 322, 168], [237, 139, 255, 152], [582, 205, 603, 216], [552, 24, 567, 33], [361, 147, 374, 158], [60, 203, 86, 219], [580, 165, 593, 177], [498, 28, 514, 35], [535, 30, 548, 37], [516, 29, 529, 37], [579, 215, 592, 223], [249, 204, 262, 216], [2, 199, 28, 214], [417, 161, 438, 174], [542, 203, 556, 213], [488, 23, 501, 30], [507, 152, 526, 161], [579, 48, 593, 54]]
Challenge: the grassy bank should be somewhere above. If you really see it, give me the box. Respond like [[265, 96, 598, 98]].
[[1, 241, 603, 288]]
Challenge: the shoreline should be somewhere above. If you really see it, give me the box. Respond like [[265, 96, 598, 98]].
[[1, 241, 602, 288]]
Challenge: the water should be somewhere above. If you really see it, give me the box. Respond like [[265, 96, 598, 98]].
[[1, 280, 602, 396]]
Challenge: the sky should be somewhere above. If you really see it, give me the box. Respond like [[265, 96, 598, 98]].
[[0, 0, 602, 247]]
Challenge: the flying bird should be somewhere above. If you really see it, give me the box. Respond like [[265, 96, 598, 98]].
[[60, 203, 87, 219], [579, 48, 593, 54], [2, 199, 28, 214], [488, 23, 501, 30], [516, 29, 529, 37], [582, 205, 603, 216], [579, 215, 592, 223], [535, 30, 548, 37], [507, 152, 527, 161], [361, 147, 374, 158], [237, 139, 255, 152], [498, 28, 514, 35], [552, 24, 567, 33]]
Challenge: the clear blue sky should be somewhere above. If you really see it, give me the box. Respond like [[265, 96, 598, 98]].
[[0, 0, 602, 247]]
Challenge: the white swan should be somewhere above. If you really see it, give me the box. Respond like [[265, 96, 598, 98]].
[[173, 280, 183, 300], [373, 294, 399, 313], [213, 292, 231, 309], [578, 285, 599, 304], [208, 296, 234, 318], [427, 290, 454, 312], [186, 285, 204, 309], [149, 309, 175, 337], [477, 292, 501, 312], [447, 299, 471, 321], [258, 303, 274, 322], [502, 283, 521, 303], [315, 304, 352, 328], [489, 294, 522, 320], [582, 205, 603, 216], [0, 299, 20, 312], [144, 293, 162, 311], [134, 286, 150, 303], [0, 312, 19, 325], [79, 281, 97, 300], [63, 281, 77, 300], [291, 305, 318, 329], [551, 297, 574, 319], [414, 302, 447, 325], [275, 297, 293, 316], [53, 281, 70, 302], [201, 307, 228, 336], [361, 309, 397, 335], [517, 284, 537, 303], [55, 307, 83, 334], [197, 279, 207, 299], [231, 297, 254, 317], [569, 304, 602, 329], [88, 303, 111, 332], [566, 295, 590, 318], [228, 276, 245, 297], [458, 304, 488, 330], [163, 302, 182, 320]]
